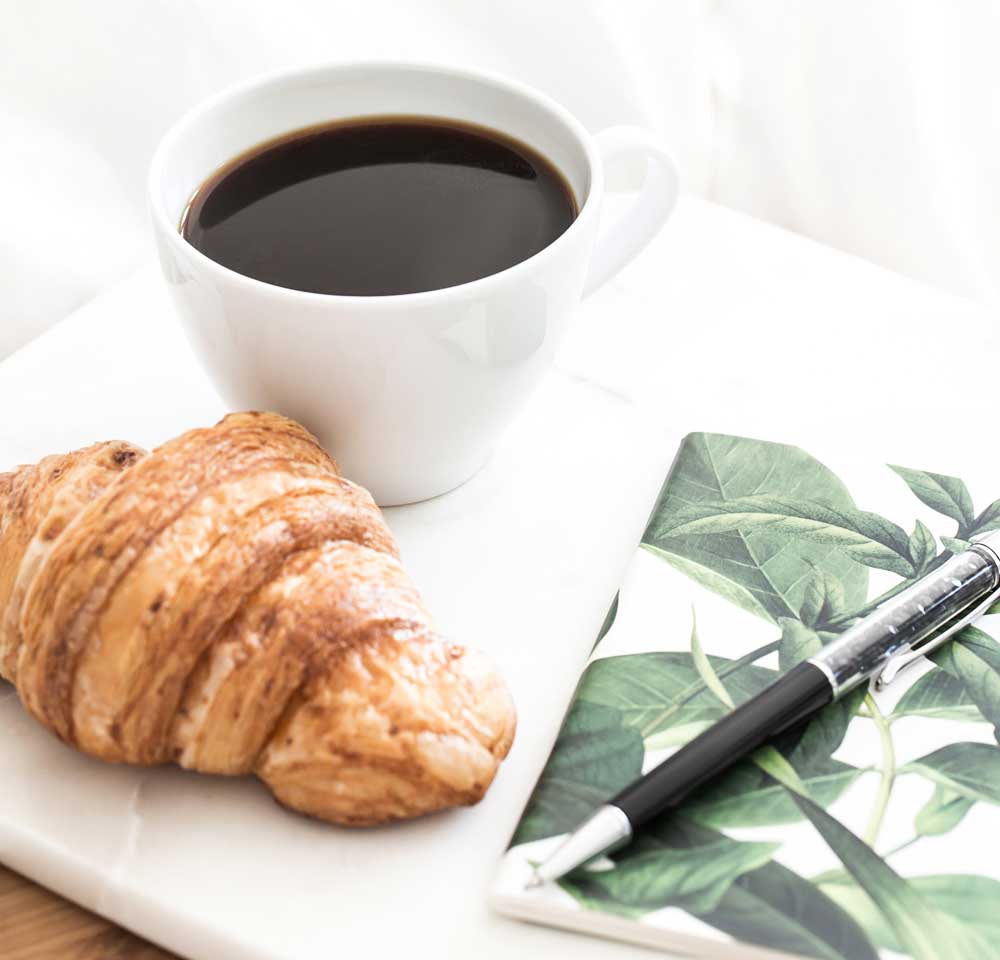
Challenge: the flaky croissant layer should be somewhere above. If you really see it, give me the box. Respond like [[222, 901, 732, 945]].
[[0, 413, 515, 824]]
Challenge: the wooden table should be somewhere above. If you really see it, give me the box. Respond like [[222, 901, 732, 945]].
[[0, 865, 176, 959]]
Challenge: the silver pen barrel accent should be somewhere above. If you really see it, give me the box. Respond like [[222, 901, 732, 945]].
[[809, 533, 1000, 698]]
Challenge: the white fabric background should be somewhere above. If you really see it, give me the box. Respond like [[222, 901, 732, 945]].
[[3, 0, 998, 360]]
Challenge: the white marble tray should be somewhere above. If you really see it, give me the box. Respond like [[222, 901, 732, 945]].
[[1, 198, 994, 960]]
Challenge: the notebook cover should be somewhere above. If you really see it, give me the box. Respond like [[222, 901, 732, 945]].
[[492, 432, 1000, 960]]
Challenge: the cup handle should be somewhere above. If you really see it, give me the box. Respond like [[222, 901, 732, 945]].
[[583, 126, 679, 297]]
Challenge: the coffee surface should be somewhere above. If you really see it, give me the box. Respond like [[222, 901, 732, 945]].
[[181, 117, 577, 296]]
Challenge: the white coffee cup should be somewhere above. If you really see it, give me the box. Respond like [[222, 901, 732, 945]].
[[150, 62, 677, 505]]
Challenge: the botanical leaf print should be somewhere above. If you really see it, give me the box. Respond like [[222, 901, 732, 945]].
[[793, 794, 991, 960], [889, 465, 975, 533], [656, 494, 915, 576], [798, 570, 848, 627], [914, 785, 974, 837], [512, 700, 643, 845], [819, 873, 1000, 958], [577, 651, 775, 739], [510, 435, 1000, 960], [644, 434, 868, 623], [932, 625, 1000, 741], [901, 742, 1000, 805], [702, 860, 879, 960], [891, 669, 981, 722], [907, 520, 937, 573]]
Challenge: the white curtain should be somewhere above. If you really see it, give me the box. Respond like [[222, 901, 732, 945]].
[[2, 0, 997, 359]]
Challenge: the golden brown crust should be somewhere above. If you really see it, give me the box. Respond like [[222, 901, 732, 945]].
[[18, 413, 338, 740], [0, 441, 146, 684], [0, 412, 515, 824]]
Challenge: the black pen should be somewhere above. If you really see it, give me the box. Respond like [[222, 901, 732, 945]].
[[530, 532, 1000, 885]]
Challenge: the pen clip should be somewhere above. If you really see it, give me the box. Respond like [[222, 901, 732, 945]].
[[874, 584, 1000, 691]]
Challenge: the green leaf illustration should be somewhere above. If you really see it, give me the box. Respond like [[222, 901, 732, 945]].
[[891, 669, 983, 722], [682, 677, 862, 831], [778, 618, 823, 670], [901, 742, 1000, 805], [561, 835, 777, 917], [703, 862, 879, 960], [561, 816, 777, 916], [799, 570, 847, 627], [511, 700, 643, 845], [578, 652, 775, 739], [656, 494, 915, 577], [970, 498, 1000, 537], [513, 436, 1000, 958], [688, 690, 864, 832], [644, 434, 868, 623], [569, 817, 878, 960], [942, 536, 972, 555], [689, 609, 735, 709], [591, 592, 618, 653], [915, 785, 975, 836], [752, 744, 809, 795], [905, 876, 1000, 949], [641, 545, 775, 622], [932, 625, 1000, 740], [792, 793, 989, 959], [889, 465, 976, 533], [687, 757, 861, 829], [677, 617, 863, 828], [793, 687, 865, 764], [820, 874, 1000, 957], [908, 520, 938, 573], [816, 875, 897, 950]]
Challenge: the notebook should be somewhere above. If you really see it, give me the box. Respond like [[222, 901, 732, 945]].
[[492, 432, 1000, 960]]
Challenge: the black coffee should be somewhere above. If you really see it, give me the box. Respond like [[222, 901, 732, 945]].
[[180, 117, 578, 296]]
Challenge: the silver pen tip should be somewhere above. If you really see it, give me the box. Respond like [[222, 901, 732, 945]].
[[527, 805, 633, 884]]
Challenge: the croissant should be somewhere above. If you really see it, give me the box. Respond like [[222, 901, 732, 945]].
[[0, 412, 515, 825]]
